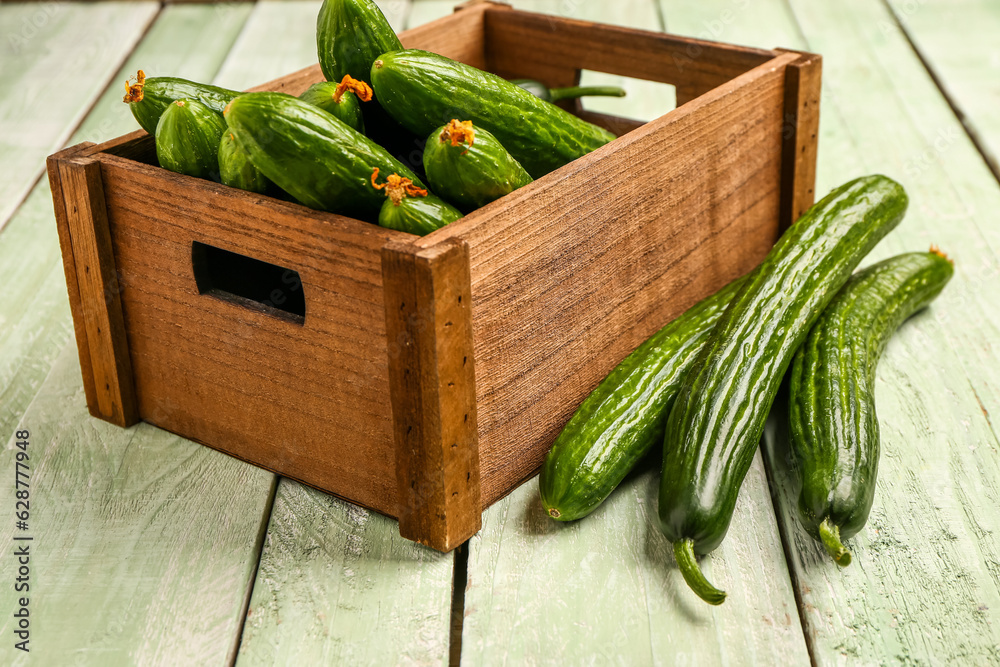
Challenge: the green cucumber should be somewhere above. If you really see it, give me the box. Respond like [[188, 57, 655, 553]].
[[298, 75, 371, 132], [317, 0, 402, 85], [422, 120, 532, 211], [539, 276, 747, 522], [155, 99, 226, 181], [788, 249, 953, 566], [658, 175, 908, 605], [124, 70, 239, 135], [223, 92, 423, 219], [218, 131, 270, 194], [511, 79, 627, 103], [372, 168, 463, 235], [370, 50, 617, 179]]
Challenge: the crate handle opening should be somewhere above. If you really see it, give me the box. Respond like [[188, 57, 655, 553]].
[[192, 242, 305, 325]]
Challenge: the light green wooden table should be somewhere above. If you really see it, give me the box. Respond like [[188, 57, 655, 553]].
[[2, 1, 998, 664]]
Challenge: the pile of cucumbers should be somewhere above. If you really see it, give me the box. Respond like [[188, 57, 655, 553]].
[[124, 0, 624, 234], [540, 174, 954, 604]]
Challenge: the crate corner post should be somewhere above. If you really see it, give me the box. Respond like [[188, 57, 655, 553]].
[[382, 236, 482, 552], [47, 147, 139, 428], [777, 48, 822, 231]]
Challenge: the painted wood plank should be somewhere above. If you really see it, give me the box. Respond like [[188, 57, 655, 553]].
[[886, 0, 1000, 179], [234, 483, 454, 666], [227, 2, 454, 663], [0, 0, 255, 482], [0, 344, 276, 666], [460, 456, 809, 665], [662, 0, 1000, 663], [0, 2, 160, 231], [407, 0, 675, 121]]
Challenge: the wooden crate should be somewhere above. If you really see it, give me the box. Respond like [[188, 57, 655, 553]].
[[46, 1, 820, 552]]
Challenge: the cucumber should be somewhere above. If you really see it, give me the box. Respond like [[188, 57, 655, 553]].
[[658, 175, 908, 605], [124, 70, 239, 135], [788, 249, 953, 566], [539, 276, 747, 522], [299, 75, 371, 133], [372, 167, 462, 235], [218, 131, 270, 194], [317, 0, 402, 85], [155, 99, 226, 181], [370, 50, 617, 178], [511, 79, 627, 103], [422, 120, 532, 211], [223, 92, 423, 219]]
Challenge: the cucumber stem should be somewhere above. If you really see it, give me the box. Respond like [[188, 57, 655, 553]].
[[819, 517, 852, 567], [550, 85, 627, 102], [673, 539, 726, 605]]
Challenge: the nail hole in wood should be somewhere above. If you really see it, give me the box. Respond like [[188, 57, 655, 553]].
[[463, 356, 467, 365], [458, 295, 462, 304], [407, 425, 412, 435], [464, 414, 468, 422], [400, 301, 405, 310], [451, 443, 458, 449], [452, 492, 459, 498], [466, 472, 470, 481], [84, 265, 90, 274], [445, 321, 453, 327], [448, 382, 454, 387]]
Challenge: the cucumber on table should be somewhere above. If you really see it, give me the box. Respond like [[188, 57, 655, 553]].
[[422, 119, 532, 211], [218, 132, 270, 194], [788, 249, 953, 566], [299, 75, 372, 133], [371, 167, 463, 235], [223, 92, 423, 219], [370, 50, 617, 179], [317, 0, 402, 85], [124, 70, 239, 135], [658, 175, 908, 605], [539, 276, 747, 522], [155, 98, 226, 181]]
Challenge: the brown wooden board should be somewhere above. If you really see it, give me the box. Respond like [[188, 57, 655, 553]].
[[47, 2, 818, 550]]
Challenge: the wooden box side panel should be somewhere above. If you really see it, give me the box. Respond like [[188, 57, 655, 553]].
[[425, 54, 798, 506], [98, 155, 410, 516]]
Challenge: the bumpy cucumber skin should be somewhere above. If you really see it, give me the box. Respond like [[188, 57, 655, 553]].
[[422, 124, 532, 211], [658, 175, 908, 556], [370, 50, 617, 179], [224, 92, 423, 219], [155, 99, 226, 181], [218, 132, 270, 194], [130, 77, 239, 135], [317, 0, 402, 84], [539, 276, 747, 522], [378, 195, 463, 236], [789, 251, 953, 541], [299, 81, 365, 133]]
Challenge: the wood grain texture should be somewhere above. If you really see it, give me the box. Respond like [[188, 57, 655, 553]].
[[667, 0, 1000, 662], [417, 51, 799, 507], [777, 49, 821, 231], [886, 0, 1000, 180], [235, 482, 454, 667], [0, 344, 276, 667], [98, 154, 408, 515], [0, 0, 253, 467], [54, 156, 138, 426], [383, 239, 482, 551], [460, 454, 809, 665], [0, 2, 159, 231]]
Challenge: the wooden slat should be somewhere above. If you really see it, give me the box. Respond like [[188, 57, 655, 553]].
[[777, 48, 821, 230], [0, 345, 276, 666], [1, 3, 254, 442], [383, 238, 482, 551], [666, 0, 1000, 662], [54, 156, 138, 427], [886, 0, 1000, 180], [0, 2, 159, 231], [460, 455, 810, 664], [233, 483, 454, 667], [416, 51, 798, 507]]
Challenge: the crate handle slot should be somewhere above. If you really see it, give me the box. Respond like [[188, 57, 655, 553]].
[[191, 241, 305, 324]]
